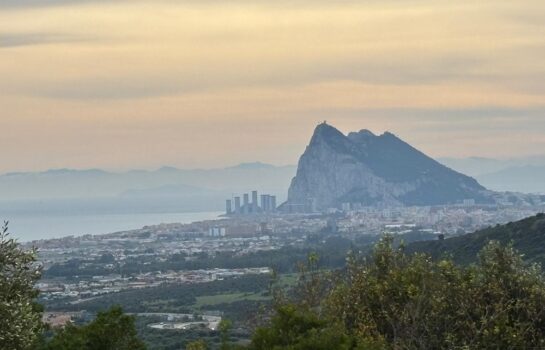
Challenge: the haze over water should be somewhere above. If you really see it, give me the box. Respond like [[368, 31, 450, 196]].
[[6, 211, 222, 242]]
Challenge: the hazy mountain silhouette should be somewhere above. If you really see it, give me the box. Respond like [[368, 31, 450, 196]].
[[440, 156, 545, 194], [0, 163, 296, 215], [286, 122, 491, 210]]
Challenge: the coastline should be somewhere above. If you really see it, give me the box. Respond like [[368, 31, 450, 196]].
[[5, 211, 223, 242]]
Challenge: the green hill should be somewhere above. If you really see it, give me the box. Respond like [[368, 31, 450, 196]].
[[407, 213, 545, 265]]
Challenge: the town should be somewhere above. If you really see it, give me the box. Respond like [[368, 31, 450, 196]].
[[29, 196, 545, 307]]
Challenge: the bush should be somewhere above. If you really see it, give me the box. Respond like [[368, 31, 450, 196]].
[[0, 222, 43, 350], [39, 306, 146, 350], [248, 236, 545, 349]]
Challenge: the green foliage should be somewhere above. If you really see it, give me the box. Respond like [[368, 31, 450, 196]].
[[330, 236, 545, 349], [246, 235, 545, 349], [219, 319, 233, 350], [193, 292, 268, 308], [44, 242, 351, 279], [407, 213, 545, 265], [0, 222, 43, 350], [49, 274, 270, 313], [249, 305, 353, 350], [39, 306, 146, 350], [292, 252, 334, 311], [186, 339, 208, 350]]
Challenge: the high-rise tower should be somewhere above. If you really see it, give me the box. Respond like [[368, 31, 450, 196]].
[[234, 196, 241, 214], [270, 196, 277, 212], [243, 193, 249, 214], [252, 191, 258, 213]]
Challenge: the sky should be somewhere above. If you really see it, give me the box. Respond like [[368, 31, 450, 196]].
[[1, 0, 544, 172]]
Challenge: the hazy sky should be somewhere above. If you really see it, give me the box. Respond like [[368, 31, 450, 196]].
[[1, 0, 544, 172]]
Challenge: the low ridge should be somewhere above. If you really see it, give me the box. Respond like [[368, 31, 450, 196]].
[[407, 213, 545, 265]]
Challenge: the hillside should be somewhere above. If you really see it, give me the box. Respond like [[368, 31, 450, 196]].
[[407, 213, 545, 265]]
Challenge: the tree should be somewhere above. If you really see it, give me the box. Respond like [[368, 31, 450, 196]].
[[41, 306, 146, 350], [247, 236, 545, 349], [219, 319, 233, 350], [0, 221, 43, 350], [326, 237, 545, 349], [186, 339, 207, 350], [97, 253, 115, 264], [249, 304, 354, 350]]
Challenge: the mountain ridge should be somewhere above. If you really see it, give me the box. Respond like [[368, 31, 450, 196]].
[[0, 162, 296, 201], [286, 123, 491, 211]]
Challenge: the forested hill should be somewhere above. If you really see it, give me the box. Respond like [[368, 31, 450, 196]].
[[407, 213, 545, 265]]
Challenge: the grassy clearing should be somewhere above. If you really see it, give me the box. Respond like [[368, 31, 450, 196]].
[[193, 292, 269, 308], [191, 273, 297, 309], [277, 273, 298, 287]]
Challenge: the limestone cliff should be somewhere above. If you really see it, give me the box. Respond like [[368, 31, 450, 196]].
[[285, 123, 491, 211]]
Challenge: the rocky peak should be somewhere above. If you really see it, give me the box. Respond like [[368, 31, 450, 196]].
[[347, 129, 376, 142], [309, 122, 345, 144], [308, 122, 357, 156], [284, 123, 492, 212]]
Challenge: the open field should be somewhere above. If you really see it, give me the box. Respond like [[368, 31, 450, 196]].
[[193, 292, 269, 308]]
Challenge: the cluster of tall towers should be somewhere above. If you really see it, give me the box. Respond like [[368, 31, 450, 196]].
[[225, 190, 277, 215]]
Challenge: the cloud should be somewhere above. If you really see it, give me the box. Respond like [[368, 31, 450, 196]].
[[0, 32, 94, 48], [0, 0, 544, 170], [3, 52, 484, 100], [2, 0, 543, 99], [0, 0, 120, 8], [0, 0, 403, 9]]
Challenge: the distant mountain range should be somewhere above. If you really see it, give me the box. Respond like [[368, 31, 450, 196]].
[[0, 162, 295, 200], [284, 123, 494, 211], [2, 130, 544, 217], [0, 162, 296, 215], [440, 157, 545, 194]]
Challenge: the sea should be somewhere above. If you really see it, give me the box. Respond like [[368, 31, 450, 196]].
[[3, 211, 223, 242]]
